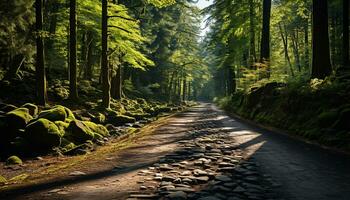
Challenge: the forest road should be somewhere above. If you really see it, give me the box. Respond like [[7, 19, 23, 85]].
[[2, 103, 350, 200]]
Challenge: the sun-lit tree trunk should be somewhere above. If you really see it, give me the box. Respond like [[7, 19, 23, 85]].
[[35, 0, 47, 106], [343, 0, 349, 67], [311, 0, 332, 78], [101, 0, 110, 108], [69, 0, 78, 100], [188, 81, 191, 101]]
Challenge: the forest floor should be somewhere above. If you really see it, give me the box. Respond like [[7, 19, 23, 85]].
[[1, 103, 350, 200]]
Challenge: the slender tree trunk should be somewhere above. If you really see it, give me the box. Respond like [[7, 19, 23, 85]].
[[35, 0, 47, 106], [182, 76, 186, 102], [279, 23, 294, 76], [79, 31, 87, 79], [330, 17, 337, 65], [304, 19, 310, 70], [343, 0, 349, 67], [227, 66, 235, 95], [249, 0, 256, 63], [115, 65, 122, 100], [188, 81, 191, 101], [291, 30, 301, 72], [260, 0, 271, 78], [311, 0, 332, 78], [69, 0, 78, 100], [85, 30, 94, 80], [101, 0, 110, 108]]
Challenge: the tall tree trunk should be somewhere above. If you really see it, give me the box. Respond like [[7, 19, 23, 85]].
[[304, 18, 310, 70], [291, 30, 301, 72], [311, 0, 332, 78], [101, 0, 110, 108], [114, 66, 122, 100], [330, 17, 337, 65], [188, 81, 191, 101], [45, 0, 58, 77], [35, 0, 47, 106], [279, 23, 294, 76], [182, 76, 186, 102], [79, 31, 87, 79], [85, 31, 94, 80], [69, 0, 78, 100], [343, 0, 349, 67], [260, 0, 271, 78], [249, 0, 256, 63], [227, 66, 236, 95], [260, 0, 271, 62]]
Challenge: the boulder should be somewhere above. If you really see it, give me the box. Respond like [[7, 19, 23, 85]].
[[65, 120, 95, 144], [0, 104, 17, 113], [38, 105, 67, 122], [83, 121, 109, 137], [25, 118, 63, 149], [0, 175, 6, 185], [54, 121, 70, 135], [6, 155, 22, 165], [6, 108, 33, 129], [107, 110, 136, 125], [21, 103, 38, 116]]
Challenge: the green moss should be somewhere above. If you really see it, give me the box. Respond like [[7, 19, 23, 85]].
[[6, 155, 22, 165], [90, 112, 106, 124], [6, 108, 33, 129], [0, 175, 7, 185], [317, 110, 339, 128], [25, 118, 63, 148], [60, 138, 77, 153], [54, 121, 69, 134], [106, 110, 136, 125], [83, 121, 109, 137], [63, 106, 76, 122], [22, 103, 38, 116], [65, 120, 95, 144], [38, 105, 67, 122]]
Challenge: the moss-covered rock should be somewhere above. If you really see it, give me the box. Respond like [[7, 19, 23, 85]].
[[22, 103, 38, 116], [25, 118, 63, 148], [66, 120, 95, 144], [89, 112, 106, 124], [54, 121, 70, 135], [83, 121, 109, 137], [60, 138, 77, 154], [125, 111, 151, 121], [6, 155, 22, 165], [106, 110, 136, 125], [0, 175, 7, 185], [0, 104, 17, 113], [63, 106, 76, 122], [6, 108, 33, 129], [38, 105, 67, 122]]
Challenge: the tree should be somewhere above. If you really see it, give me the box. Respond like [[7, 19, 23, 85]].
[[101, 0, 110, 108], [311, 0, 332, 78], [69, 0, 78, 100], [35, 0, 47, 105], [260, 0, 271, 63], [343, 0, 349, 67]]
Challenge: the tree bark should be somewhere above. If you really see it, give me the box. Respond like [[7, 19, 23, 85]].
[[69, 0, 78, 100], [343, 0, 349, 67], [227, 66, 236, 95], [85, 30, 94, 80], [35, 0, 47, 106], [182, 76, 186, 102], [311, 0, 332, 78], [112, 65, 122, 100], [260, 0, 271, 63], [101, 0, 110, 108], [278, 23, 294, 76], [304, 18, 310, 69], [291, 30, 301, 72], [249, 0, 256, 63]]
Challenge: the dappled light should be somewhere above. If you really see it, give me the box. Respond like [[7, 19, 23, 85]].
[[1, 0, 350, 199]]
